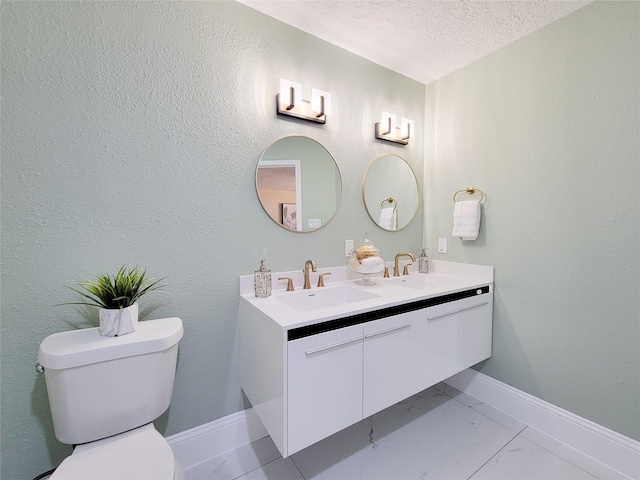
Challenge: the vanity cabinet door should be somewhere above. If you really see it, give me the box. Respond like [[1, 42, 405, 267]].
[[458, 292, 493, 370], [417, 301, 460, 391], [363, 312, 418, 418], [287, 324, 364, 455]]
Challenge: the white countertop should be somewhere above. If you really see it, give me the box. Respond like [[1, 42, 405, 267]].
[[239, 260, 494, 331]]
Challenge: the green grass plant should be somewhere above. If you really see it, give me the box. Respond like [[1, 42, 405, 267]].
[[64, 265, 165, 309]]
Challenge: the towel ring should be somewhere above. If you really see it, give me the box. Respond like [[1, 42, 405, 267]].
[[453, 187, 484, 203], [381, 197, 397, 208]]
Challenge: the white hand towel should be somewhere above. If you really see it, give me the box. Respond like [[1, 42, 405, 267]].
[[360, 256, 384, 273], [452, 201, 481, 240], [348, 256, 362, 271], [379, 207, 397, 230]]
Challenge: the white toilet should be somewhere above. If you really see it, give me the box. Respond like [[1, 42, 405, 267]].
[[38, 317, 184, 479]]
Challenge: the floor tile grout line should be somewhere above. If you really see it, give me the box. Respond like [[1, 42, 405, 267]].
[[440, 383, 558, 444], [515, 428, 604, 480], [439, 384, 629, 479], [466, 429, 523, 480], [290, 456, 307, 480], [421, 385, 537, 480], [231, 456, 282, 480], [444, 387, 526, 433]]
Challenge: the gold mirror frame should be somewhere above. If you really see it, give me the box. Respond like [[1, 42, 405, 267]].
[[362, 154, 419, 232], [256, 135, 343, 233]]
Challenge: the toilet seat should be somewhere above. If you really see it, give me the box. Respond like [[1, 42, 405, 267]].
[[51, 424, 182, 479]]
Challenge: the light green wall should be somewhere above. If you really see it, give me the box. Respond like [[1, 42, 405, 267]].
[[424, 1, 639, 440], [2, 1, 638, 478], [0, 1, 424, 477]]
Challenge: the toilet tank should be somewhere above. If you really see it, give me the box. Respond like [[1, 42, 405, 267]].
[[38, 317, 183, 445]]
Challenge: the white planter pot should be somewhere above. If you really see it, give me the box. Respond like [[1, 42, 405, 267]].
[[99, 303, 139, 337]]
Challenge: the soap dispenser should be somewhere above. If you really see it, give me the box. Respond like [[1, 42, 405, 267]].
[[254, 259, 272, 298], [419, 248, 429, 274]]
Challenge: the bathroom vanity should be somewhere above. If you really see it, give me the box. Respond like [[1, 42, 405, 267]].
[[239, 260, 493, 458]]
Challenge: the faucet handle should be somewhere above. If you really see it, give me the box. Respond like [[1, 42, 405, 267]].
[[317, 272, 331, 287], [278, 277, 295, 291], [403, 264, 411, 276]]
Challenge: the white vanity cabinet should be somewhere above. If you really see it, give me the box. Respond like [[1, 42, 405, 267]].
[[417, 302, 460, 391], [458, 294, 493, 370], [287, 324, 364, 454], [287, 314, 418, 453], [240, 267, 493, 459], [363, 314, 418, 418], [416, 288, 493, 391]]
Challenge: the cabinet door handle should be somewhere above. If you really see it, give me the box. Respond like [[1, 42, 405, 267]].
[[305, 336, 364, 356], [459, 302, 489, 313], [426, 310, 458, 321], [364, 323, 411, 339]]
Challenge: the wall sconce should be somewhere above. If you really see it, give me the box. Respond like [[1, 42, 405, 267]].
[[375, 111, 414, 145], [277, 79, 331, 124]]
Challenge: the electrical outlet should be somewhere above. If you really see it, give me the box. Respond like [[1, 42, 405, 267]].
[[345, 239, 354, 257], [438, 238, 448, 253]]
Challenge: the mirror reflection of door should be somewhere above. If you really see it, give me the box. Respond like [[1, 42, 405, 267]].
[[255, 160, 302, 231], [255, 136, 342, 232]]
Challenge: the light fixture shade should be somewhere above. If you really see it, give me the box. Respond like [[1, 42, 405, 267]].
[[381, 111, 397, 134], [276, 79, 329, 124], [279, 78, 302, 108], [376, 111, 412, 145], [401, 118, 414, 139], [311, 88, 331, 115]]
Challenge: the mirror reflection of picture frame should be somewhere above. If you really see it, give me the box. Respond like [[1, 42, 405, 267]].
[[255, 136, 342, 233], [281, 203, 297, 230]]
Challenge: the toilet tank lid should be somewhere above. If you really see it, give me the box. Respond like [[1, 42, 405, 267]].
[[38, 317, 183, 370]]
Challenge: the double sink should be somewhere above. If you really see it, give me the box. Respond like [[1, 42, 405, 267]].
[[274, 274, 463, 312]]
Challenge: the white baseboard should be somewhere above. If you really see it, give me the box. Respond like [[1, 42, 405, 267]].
[[166, 407, 268, 471], [445, 369, 640, 480], [166, 371, 639, 479]]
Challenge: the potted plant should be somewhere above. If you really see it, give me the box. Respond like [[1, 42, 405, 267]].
[[64, 265, 165, 337]]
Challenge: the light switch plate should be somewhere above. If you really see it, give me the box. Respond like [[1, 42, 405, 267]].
[[438, 238, 448, 253], [308, 219, 321, 229], [345, 239, 354, 257]]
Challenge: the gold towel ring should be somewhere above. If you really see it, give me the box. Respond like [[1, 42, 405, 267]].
[[453, 187, 484, 203], [381, 197, 396, 208]]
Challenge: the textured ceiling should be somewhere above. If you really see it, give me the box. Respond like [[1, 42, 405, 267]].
[[238, 0, 593, 84]]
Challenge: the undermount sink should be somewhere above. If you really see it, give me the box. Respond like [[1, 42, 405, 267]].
[[275, 286, 381, 312], [388, 274, 463, 290]]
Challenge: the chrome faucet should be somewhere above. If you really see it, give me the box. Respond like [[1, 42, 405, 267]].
[[303, 260, 317, 289], [394, 252, 416, 276]]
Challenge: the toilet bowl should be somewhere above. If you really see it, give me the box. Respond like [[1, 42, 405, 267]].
[[50, 424, 184, 480], [38, 317, 184, 480]]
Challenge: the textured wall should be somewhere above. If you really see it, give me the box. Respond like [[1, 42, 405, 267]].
[[0, 2, 424, 477], [424, 1, 639, 440]]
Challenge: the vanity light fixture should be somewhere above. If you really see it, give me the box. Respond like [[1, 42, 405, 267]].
[[277, 78, 331, 124], [375, 111, 414, 145]]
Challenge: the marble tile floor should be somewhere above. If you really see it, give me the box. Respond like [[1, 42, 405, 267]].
[[184, 384, 629, 480]]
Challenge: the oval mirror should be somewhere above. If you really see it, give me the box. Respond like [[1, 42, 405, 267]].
[[256, 136, 342, 232], [362, 154, 419, 231]]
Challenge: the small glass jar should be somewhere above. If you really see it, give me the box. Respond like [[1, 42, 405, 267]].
[[348, 233, 384, 286], [254, 259, 272, 298], [419, 248, 429, 274]]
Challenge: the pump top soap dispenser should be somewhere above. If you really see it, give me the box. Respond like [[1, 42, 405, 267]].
[[419, 248, 429, 274], [254, 259, 272, 298]]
